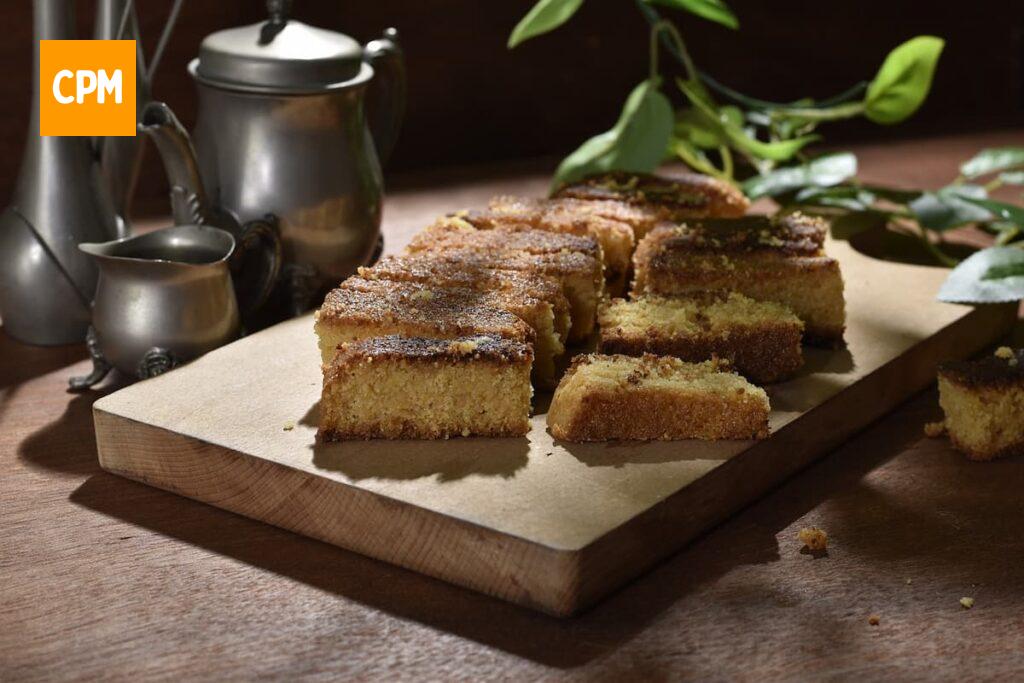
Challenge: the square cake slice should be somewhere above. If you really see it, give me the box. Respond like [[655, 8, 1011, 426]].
[[631, 215, 845, 346], [464, 200, 635, 296], [358, 254, 571, 343], [552, 171, 749, 232], [598, 293, 804, 383], [314, 282, 533, 367], [339, 277, 561, 388], [937, 347, 1024, 461], [547, 354, 770, 442], [319, 335, 533, 440]]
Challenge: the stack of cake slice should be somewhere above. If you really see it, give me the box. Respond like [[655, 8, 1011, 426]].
[[314, 169, 847, 443]]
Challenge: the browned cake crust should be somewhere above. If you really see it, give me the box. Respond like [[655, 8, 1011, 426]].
[[358, 254, 572, 341], [340, 276, 563, 387], [320, 335, 533, 440], [464, 199, 635, 296], [404, 243, 604, 343], [552, 171, 749, 223], [597, 294, 804, 384], [315, 280, 534, 366], [547, 354, 770, 442], [329, 334, 532, 366], [632, 218, 845, 346], [408, 216, 602, 261], [938, 348, 1024, 390], [632, 214, 827, 258]]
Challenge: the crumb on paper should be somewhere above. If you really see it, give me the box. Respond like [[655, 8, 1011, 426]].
[[283, 421, 296, 431], [924, 421, 945, 438], [994, 346, 1013, 360], [868, 614, 880, 626], [960, 597, 975, 609], [798, 526, 828, 551]]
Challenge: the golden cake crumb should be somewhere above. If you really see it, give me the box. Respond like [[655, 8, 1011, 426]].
[[410, 288, 434, 302], [959, 597, 975, 609], [994, 346, 1014, 360], [868, 614, 881, 626], [924, 420, 946, 438], [798, 526, 828, 551], [283, 421, 296, 431]]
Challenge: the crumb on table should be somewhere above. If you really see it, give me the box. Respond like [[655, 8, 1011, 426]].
[[924, 420, 945, 438], [283, 421, 296, 431], [960, 597, 975, 609], [798, 526, 828, 551], [868, 614, 880, 626]]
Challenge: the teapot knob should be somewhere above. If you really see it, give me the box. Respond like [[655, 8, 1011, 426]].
[[261, 0, 292, 44], [267, 0, 292, 24]]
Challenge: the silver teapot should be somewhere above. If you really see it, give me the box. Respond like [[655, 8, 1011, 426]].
[[142, 0, 405, 318], [69, 223, 279, 390]]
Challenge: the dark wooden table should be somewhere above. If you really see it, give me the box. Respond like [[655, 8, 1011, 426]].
[[3, 131, 1024, 681]]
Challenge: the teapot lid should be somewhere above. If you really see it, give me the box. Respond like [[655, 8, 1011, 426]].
[[189, 0, 371, 94]]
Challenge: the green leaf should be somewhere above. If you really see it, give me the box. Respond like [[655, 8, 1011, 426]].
[[677, 79, 818, 161], [909, 185, 991, 231], [508, 0, 584, 48], [938, 247, 1024, 303], [830, 209, 890, 240], [860, 185, 923, 205], [795, 186, 876, 211], [959, 196, 1024, 227], [674, 108, 725, 149], [644, 0, 739, 29], [959, 147, 1024, 178], [742, 152, 858, 200], [999, 171, 1024, 185], [864, 36, 944, 124], [553, 79, 674, 189]]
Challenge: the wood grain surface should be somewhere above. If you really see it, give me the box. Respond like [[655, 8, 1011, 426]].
[[90, 240, 1015, 616], [3, 131, 1024, 679]]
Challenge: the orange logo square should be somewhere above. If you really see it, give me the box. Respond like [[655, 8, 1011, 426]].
[[39, 40, 136, 137]]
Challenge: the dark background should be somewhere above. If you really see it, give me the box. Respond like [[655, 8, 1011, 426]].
[[1, 0, 1022, 218]]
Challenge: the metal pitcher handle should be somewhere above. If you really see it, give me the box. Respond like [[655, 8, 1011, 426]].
[[364, 28, 406, 166], [230, 214, 282, 320]]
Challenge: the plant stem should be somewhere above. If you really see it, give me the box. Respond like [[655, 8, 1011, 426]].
[[719, 145, 734, 181], [920, 231, 959, 267], [699, 72, 869, 111], [769, 102, 866, 122]]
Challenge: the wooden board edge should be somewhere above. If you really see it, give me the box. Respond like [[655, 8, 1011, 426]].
[[92, 409, 584, 617], [569, 302, 1017, 614]]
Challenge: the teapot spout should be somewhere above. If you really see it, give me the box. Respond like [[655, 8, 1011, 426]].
[[139, 101, 217, 227]]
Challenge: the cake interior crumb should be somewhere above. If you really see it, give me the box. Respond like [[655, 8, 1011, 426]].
[[994, 346, 1014, 360], [960, 597, 975, 609], [798, 526, 828, 551], [283, 421, 296, 431]]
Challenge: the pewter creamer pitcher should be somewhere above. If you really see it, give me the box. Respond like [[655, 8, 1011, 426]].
[[148, 0, 405, 319], [69, 225, 275, 389]]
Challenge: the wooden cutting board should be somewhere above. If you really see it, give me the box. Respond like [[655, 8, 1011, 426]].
[[92, 239, 1016, 616]]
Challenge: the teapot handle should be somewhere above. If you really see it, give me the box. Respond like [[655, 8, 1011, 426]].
[[230, 214, 282, 321], [364, 28, 406, 167]]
